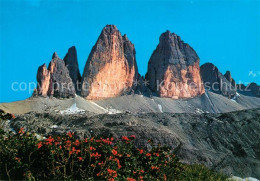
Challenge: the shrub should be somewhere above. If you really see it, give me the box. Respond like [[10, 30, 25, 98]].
[[0, 112, 227, 180]]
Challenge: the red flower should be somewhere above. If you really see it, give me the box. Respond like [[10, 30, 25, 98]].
[[54, 142, 60, 146], [126, 154, 131, 157], [139, 170, 144, 173], [89, 146, 96, 151], [164, 174, 167, 180], [98, 161, 104, 166], [146, 153, 151, 157], [151, 166, 160, 170], [112, 149, 117, 155], [65, 140, 71, 149], [90, 152, 101, 158], [122, 136, 129, 141], [70, 147, 80, 155], [130, 135, 136, 139], [154, 152, 159, 157], [127, 178, 136, 181], [139, 149, 144, 154], [74, 139, 80, 146], [18, 128, 24, 134], [107, 169, 117, 178], [139, 176, 144, 181], [11, 114, 15, 119], [78, 157, 83, 161], [67, 131, 74, 138], [85, 138, 88, 143], [37, 142, 43, 149], [46, 136, 54, 144], [14, 157, 21, 162], [114, 158, 121, 169]]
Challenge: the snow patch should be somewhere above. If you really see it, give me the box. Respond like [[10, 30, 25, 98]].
[[107, 108, 122, 114], [195, 108, 204, 114], [50, 125, 58, 129], [231, 92, 240, 103], [158, 104, 163, 113], [89, 101, 122, 114], [60, 103, 86, 114], [229, 176, 259, 181]]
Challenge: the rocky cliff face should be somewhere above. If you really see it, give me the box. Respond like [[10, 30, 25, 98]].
[[224, 71, 236, 88], [81, 25, 139, 99], [200, 63, 236, 98], [64, 46, 81, 93], [145, 31, 204, 99], [36, 53, 75, 98]]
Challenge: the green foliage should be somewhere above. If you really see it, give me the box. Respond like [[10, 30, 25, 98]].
[[0, 112, 227, 181]]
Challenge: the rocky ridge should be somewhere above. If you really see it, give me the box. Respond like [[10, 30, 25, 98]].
[[35, 24, 259, 101], [63, 46, 81, 93], [36, 52, 75, 98]]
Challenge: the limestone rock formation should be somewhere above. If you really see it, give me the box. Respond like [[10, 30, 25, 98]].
[[224, 71, 236, 88], [237, 83, 260, 98], [145, 30, 205, 99], [81, 25, 139, 99], [200, 63, 236, 98], [36, 52, 75, 98], [64, 46, 81, 93]]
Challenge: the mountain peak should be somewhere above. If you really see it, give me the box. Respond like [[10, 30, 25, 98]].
[[102, 24, 119, 34], [146, 30, 204, 99], [52, 52, 59, 59]]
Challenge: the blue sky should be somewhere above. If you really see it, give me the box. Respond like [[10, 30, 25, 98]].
[[0, 0, 260, 103]]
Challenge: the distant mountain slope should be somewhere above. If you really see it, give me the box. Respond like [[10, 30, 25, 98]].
[[1, 91, 260, 115]]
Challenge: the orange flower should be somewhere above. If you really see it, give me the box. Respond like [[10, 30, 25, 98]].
[[139, 149, 144, 154], [139, 176, 144, 181], [112, 149, 117, 155], [126, 154, 131, 157], [127, 178, 136, 181], [78, 157, 83, 161], [11, 114, 15, 119]]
